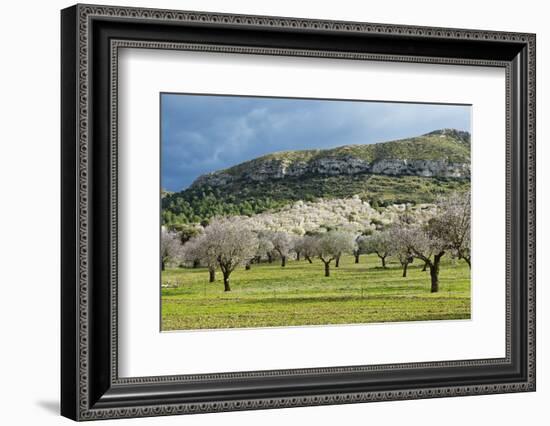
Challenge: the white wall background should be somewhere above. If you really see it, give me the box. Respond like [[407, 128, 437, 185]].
[[0, 0, 546, 424]]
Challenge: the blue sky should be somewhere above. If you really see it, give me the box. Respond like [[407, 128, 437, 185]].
[[161, 94, 471, 191]]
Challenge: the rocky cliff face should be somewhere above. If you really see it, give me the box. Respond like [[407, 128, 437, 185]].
[[191, 129, 470, 188], [242, 156, 374, 181], [370, 159, 469, 178]]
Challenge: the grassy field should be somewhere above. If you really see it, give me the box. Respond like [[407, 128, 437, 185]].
[[161, 254, 471, 331]]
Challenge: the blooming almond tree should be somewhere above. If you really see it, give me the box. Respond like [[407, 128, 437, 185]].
[[353, 234, 371, 264], [160, 228, 182, 271], [388, 227, 414, 278], [333, 231, 357, 268], [292, 235, 305, 261], [434, 191, 471, 268], [393, 222, 447, 293], [363, 231, 392, 268], [181, 233, 218, 283], [387, 215, 418, 277], [268, 231, 294, 267], [295, 235, 319, 264], [315, 231, 355, 277], [201, 217, 259, 291], [254, 231, 275, 265]]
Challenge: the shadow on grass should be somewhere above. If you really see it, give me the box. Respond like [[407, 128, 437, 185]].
[[170, 293, 468, 306]]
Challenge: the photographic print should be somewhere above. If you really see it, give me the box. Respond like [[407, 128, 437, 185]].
[[160, 94, 472, 331]]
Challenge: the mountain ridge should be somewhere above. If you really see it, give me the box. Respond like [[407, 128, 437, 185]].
[[190, 128, 470, 189]]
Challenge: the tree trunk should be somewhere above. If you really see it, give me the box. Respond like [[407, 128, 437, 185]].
[[193, 259, 200, 269], [245, 262, 251, 270], [223, 274, 231, 292], [335, 255, 340, 268], [296, 251, 301, 261], [267, 253, 273, 263], [324, 262, 330, 277], [429, 265, 438, 293], [429, 253, 444, 293], [208, 267, 215, 283], [402, 262, 408, 278], [464, 256, 471, 269], [354, 253, 360, 263], [280, 256, 286, 267], [380, 256, 387, 268], [161, 259, 165, 271], [422, 260, 428, 272], [305, 256, 313, 264]]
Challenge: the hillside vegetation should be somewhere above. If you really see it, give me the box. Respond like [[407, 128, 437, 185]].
[[234, 196, 437, 235], [162, 129, 470, 226]]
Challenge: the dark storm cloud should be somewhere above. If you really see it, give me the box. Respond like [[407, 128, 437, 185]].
[[161, 94, 470, 191]]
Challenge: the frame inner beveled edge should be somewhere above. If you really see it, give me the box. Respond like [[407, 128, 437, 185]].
[[109, 39, 512, 386]]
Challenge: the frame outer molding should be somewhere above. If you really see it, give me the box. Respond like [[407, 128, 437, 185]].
[[61, 3, 536, 421]]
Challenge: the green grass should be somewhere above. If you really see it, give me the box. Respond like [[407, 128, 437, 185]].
[[161, 254, 471, 331]]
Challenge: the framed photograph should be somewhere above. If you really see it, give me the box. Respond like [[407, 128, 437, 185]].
[[61, 4, 536, 421]]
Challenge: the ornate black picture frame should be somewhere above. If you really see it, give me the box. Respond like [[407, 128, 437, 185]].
[[61, 4, 536, 421]]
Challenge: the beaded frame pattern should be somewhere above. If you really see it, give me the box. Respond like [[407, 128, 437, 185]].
[[74, 4, 535, 420]]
